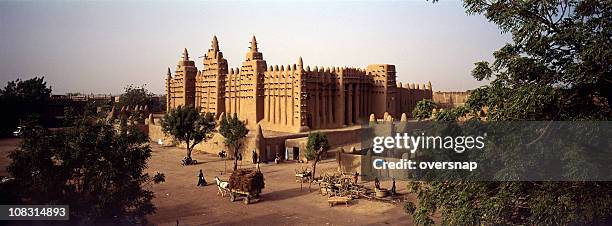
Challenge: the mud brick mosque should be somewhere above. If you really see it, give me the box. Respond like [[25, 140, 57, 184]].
[[158, 36, 434, 161]]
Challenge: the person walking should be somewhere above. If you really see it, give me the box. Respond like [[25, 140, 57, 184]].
[[197, 169, 207, 186], [391, 177, 397, 195], [252, 150, 258, 164]]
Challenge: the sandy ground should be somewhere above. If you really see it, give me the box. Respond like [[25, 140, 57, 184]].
[[145, 143, 414, 226], [0, 138, 415, 225]]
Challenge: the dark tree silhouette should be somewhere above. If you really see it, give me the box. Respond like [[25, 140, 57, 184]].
[[407, 1, 612, 225], [4, 115, 165, 224]]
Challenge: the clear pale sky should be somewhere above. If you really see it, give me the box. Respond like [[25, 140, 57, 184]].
[[0, 1, 510, 95]]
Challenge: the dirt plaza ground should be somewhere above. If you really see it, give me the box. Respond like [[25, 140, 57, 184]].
[[0, 138, 414, 225]]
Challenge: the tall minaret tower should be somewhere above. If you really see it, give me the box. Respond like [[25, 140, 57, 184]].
[[296, 56, 309, 132], [175, 48, 197, 107], [165, 67, 172, 111], [240, 36, 267, 128], [197, 35, 228, 116]]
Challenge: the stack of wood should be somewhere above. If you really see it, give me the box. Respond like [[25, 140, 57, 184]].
[[229, 169, 265, 192]]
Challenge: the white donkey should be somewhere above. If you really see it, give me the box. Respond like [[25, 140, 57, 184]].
[[214, 176, 229, 197]]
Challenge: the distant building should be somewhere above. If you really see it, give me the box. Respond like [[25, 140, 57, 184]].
[[58, 94, 117, 102], [433, 91, 470, 109], [47, 94, 116, 119], [166, 36, 433, 133]]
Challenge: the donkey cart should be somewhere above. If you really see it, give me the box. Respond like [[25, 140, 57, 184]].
[[228, 168, 265, 205], [228, 188, 261, 205]]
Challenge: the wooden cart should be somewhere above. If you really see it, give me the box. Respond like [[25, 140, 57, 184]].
[[228, 188, 261, 205]]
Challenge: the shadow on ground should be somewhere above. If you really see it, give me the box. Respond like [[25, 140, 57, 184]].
[[262, 187, 312, 202]]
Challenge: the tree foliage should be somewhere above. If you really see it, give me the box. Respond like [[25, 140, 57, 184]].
[[434, 106, 469, 121], [464, 0, 611, 120], [305, 132, 330, 181], [412, 99, 437, 120], [63, 106, 79, 127], [407, 0, 612, 225], [0, 77, 52, 135], [3, 115, 165, 224], [119, 85, 164, 112], [119, 85, 153, 107], [219, 113, 249, 171], [161, 106, 216, 159]]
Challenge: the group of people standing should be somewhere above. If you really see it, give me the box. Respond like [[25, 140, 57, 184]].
[[374, 177, 397, 195]]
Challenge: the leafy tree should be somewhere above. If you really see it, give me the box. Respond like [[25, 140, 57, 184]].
[[219, 113, 249, 171], [412, 99, 437, 120], [119, 84, 152, 107], [161, 106, 216, 159], [63, 106, 79, 126], [407, 0, 612, 225], [0, 77, 52, 135], [434, 106, 469, 121], [4, 115, 165, 224], [304, 132, 330, 184], [157, 94, 167, 112], [118, 84, 164, 112], [463, 0, 611, 120]]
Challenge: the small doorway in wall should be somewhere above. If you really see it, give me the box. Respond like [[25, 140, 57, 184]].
[[266, 145, 272, 161], [292, 147, 300, 161]]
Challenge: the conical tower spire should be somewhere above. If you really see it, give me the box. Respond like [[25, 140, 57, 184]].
[[182, 48, 189, 61], [298, 56, 303, 67], [250, 35, 258, 52], [212, 35, 219, 51], [166, 67, 171, 77]]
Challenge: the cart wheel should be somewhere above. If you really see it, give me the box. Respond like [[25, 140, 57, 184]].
[[229, 193, 235, 202], [244, 196, 250, 205]]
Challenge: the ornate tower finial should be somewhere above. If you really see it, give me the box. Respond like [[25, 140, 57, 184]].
[[212, 35, 219, 51], [182, 48, 189, 61], [298, 56, 303, 67], [250, 35, 258, 52], [166, 67, 171, 77]]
